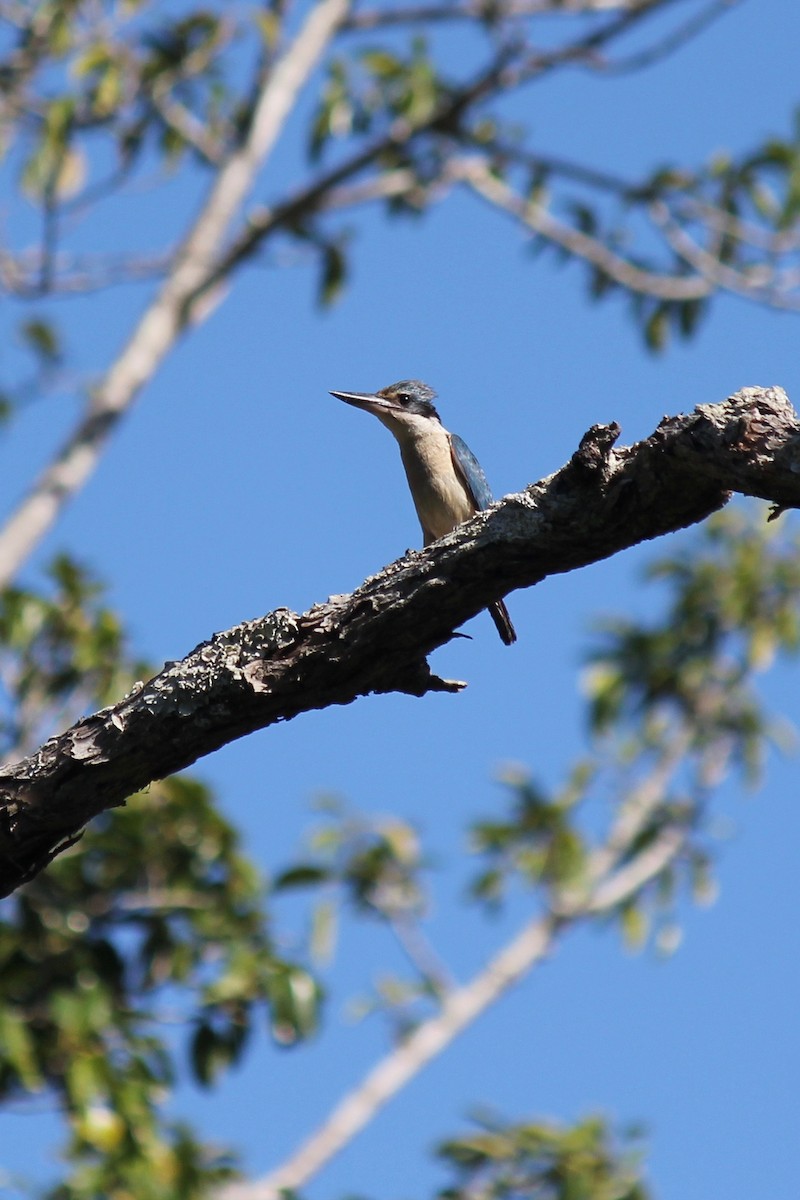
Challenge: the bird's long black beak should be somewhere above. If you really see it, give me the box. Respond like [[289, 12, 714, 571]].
[[330, 389, 399, 414]]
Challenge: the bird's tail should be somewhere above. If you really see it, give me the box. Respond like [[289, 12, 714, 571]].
[[488, 599, 516, 646]]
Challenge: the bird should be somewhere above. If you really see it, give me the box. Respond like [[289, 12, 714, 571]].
[[330, 379, 516, 645]]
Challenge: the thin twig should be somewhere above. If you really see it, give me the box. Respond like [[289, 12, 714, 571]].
[[588, 826, 686, 910], [675, 195, 800, 255], [596, 0, 738, 75], [0, 247, 173, 295], [460, 158, 712, 299], [586, 732, 694, 882], [343, 0, 665, 31], [149, 88, 226, 166], [649, 198, 800, 310], [462, 134, 643, 198], [388, 913, 456, 996]]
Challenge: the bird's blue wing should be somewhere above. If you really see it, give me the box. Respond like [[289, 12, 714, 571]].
[[449, 433, 494, 512]]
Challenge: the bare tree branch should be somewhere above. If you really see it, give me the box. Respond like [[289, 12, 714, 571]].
[[230, 913, 561, 1200], [0, 247, 173, 295], [0, 0, 352, 589], [220, 819, 688, 1200], [219, 702, 706, 1200], [458, 159, 800, 309], [595, 0, 737, 75], [342, 0, 688, 31], [1, 385, 798, 897], [571, 732, 693, 892], [649, 199, 800, 309], [676, 196, 800, 255], [461, 135, 642, 198], [197, 1, 698, 298], [460, 159, 713, 299], [149, 89, 226, 166]]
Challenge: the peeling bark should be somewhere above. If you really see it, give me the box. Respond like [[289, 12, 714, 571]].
[[1, 385, 798, 896]]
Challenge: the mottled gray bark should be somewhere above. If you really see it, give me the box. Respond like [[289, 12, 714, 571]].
[[1, 386, 797, 896]]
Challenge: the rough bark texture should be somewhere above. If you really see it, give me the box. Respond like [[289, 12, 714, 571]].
[[1, 386, 798, 896]]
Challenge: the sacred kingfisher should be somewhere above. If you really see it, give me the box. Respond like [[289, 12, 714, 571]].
[[330, 379, 516, 645]]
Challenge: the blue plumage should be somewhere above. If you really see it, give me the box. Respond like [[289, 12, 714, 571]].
[[449, 433, 495, 513]]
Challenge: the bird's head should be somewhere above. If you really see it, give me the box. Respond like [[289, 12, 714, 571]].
[[330, 379, 441, 426]]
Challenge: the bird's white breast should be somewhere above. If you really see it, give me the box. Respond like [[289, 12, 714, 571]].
[[390, 416, 474, 544]]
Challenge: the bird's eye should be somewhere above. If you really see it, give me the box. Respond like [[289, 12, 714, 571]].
[[396, 393, 410, 405]]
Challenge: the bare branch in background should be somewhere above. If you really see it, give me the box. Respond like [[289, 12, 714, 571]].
[[149, 89, 226, 166], [0, 248, 173, 296], [649, 199, 800, 309], [460, 160, 712, 300], [595, 0, 738, 75], [462, 160, 800, 309], [342, 0, 681, 31], [221, 805, 690, 1200], [196, 3, 705, 292], [0, 0, 352, 589], [677, 197, 800, 255]]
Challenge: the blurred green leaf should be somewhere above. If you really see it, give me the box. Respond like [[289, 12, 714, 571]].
[[273, 863, 332, 890], [268, 965, 322, 1046], [318, 239, 349, 307], [20, 318, 62, 364], [437, 1113, 651, 1200]]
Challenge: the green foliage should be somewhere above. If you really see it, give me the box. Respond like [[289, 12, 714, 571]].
[[141, 12, 226, 78], [3, 2, 799, 341], [0, 558, 324, 1195], [466, 508, 800, 956], [275, 801, 429, 922], [309, 59, 363, 162], [310, 39, 445, 162], [0, 317, 66, 425], [6, 1, 235, 194], [640, 296, 708, 353], [19, 317, 63, 365], [437, 1113, 651, 1200], [42, 1119, 237, 1200], [0, 771, 324, 1195], [0, 555, 138, 755], [273, 803, 441, 1035], [318, 237, 349, 307], [470, 765, 591, 909], [585, 507, 800, 773], [21, 95, 85, 200]]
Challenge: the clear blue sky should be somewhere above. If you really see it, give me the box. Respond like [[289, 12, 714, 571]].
[[2, 2, 799, 1196]]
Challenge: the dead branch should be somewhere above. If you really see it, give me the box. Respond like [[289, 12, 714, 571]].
[[0, 385, 798, 897]]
